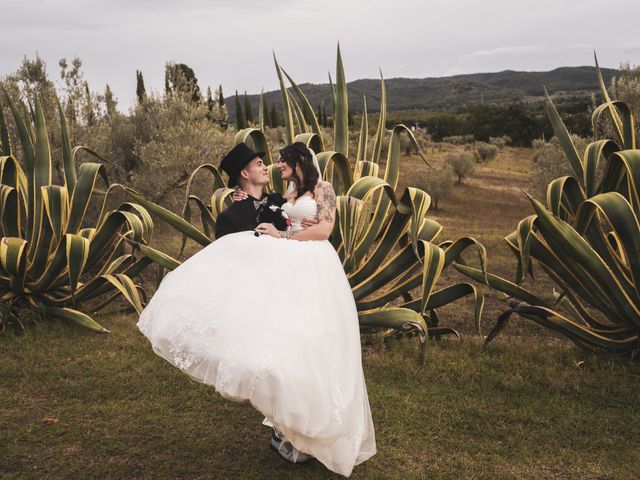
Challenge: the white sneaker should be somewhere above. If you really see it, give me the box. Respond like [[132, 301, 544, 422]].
[[270, 431, 311, 464]]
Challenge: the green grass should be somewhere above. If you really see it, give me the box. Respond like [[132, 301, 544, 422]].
[[2, 318, 639, 479]]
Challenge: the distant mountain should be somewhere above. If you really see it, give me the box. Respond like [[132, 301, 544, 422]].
[[225, 66, 618, 119]]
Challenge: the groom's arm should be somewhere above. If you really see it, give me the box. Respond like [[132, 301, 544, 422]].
[[214, 209, 232, 239]]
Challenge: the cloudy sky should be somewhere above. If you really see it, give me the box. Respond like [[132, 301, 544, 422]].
[[2, 0, 639, 108]]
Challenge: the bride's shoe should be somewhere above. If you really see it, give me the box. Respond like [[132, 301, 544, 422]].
[[270, 431, 311, 464]]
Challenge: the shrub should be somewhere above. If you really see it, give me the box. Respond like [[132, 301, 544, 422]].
[[472, 142, 499, 163], [488, 135, 511, 148], [446, 151, 476, 183], [415, 164, 454, 209], [530, 135, 589, 198], [442, 134, 475, 145]]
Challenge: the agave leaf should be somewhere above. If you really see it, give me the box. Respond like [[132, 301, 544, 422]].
[[592, 101, 635, 150], [0, 97, 11, 156], [529, 194, 640, 328], [1, 87, 34, 220], [294, 133, 323, 155], [66, 163, 108, 234], [125, 187, 211, 247], [65, 233, 90, 304], [281, 68, 324, 142], [454, 263, 545, 306], [546, 176, 585, 220], [103, 273, 144, 314], [400, 282, 484, 335], [582, 140, 619, 197], [288, 93, 308, 134], [336, 196, 364, 268], [316, 151, 352, 195], [183, 195, 216, 244], [235, 128, 272, 165], [273, 53, 295, 144], [125, 238, 181, 271], [358, 307, 428, 363], [371, 70, 387, 164], [0, 155, 28, 204], [594, 52, 624, 144], [0, 236, 27, 291], [576, 192, 640, 302], [211, 187, 235, 221], [0, 185, 20, 237], [334, 44, 349, 157], [489, 304, 638, 351], [356, 96, 368, 162], [354, 161, 379, 181], [347, 188, 424, 284], [56, 96, 76, 191], [42, 185, 69, 244], [544, 89, 584, 180], [43, 305, 110, 333], [266, 165, 285, 196]]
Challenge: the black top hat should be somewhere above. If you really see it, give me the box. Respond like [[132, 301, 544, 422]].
[[219, 143, 266, 187]]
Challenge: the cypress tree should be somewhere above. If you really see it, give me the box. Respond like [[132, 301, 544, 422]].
[[217, 85, 225, 108], [104, 84, 117, 117], [136, 70, 146, 104], [244, 92, 254, 125], [269, 104, 278, 127], [235, 90, 246, 129], [263, 96, 271, 127], [206, 86, 214, 117]]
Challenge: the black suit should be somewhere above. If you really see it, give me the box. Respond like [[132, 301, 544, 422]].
[[215, 193, 286, 239]]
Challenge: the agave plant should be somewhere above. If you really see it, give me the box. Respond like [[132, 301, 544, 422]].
[[126, 46, 486, 361], [0, 88, 151, 333], [456, 56, 640, 356]]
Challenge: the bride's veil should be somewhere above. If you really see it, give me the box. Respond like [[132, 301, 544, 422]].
[[285, 147, 323, 195]]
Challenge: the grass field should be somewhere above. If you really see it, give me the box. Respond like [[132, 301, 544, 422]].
[[2, 146, 640, 479]]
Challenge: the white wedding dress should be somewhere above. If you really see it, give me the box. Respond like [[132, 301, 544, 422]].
[[138, 195, 376, 477]]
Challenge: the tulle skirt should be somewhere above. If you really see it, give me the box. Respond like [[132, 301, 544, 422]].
[[138, 231, 376, 477]]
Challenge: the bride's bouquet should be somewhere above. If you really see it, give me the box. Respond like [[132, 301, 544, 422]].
[[256, 204, 291, 234]]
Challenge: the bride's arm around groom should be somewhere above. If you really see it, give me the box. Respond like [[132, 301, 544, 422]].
[[255, 181, 336, 241]]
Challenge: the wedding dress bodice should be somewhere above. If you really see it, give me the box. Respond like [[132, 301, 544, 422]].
[[282, 195, 317, 231]]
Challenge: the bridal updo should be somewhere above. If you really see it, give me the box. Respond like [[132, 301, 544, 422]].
[[279, 142, 320, 198]]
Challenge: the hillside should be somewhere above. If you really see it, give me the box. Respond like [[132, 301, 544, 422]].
[[226, 66, 617, 117]]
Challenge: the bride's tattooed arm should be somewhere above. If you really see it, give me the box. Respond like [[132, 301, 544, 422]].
[[316, 182, 336, 223], [287, 181, 336, 241]]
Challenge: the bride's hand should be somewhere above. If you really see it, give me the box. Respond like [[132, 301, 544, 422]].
[[232, 189, 248, 202], [301, 216, 319, 229], [255, 223, 279, 237]]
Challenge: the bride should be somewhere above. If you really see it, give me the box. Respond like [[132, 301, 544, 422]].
[[137, 142, 376, 477]]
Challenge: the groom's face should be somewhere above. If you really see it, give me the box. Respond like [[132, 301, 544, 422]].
[[240, 156, 269, 186]]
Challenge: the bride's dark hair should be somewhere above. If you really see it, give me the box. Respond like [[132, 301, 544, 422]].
[[279, 142, 320, 198]]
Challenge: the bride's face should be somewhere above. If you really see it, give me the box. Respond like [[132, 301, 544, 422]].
[[277, 156, 291, 180]]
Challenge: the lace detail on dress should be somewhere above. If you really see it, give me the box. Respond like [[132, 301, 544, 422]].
[[249, 332, 276, 396], [217, 340, 240, 389], [155, 293, 221, 371], [331, 383, 346, 426]]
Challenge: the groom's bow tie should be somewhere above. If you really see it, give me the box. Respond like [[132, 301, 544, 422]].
[[253, 196, 269, 209]]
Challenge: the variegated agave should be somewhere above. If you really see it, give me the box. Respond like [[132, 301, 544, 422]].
[[0, 88, 150, 333], [457, 56, 640, 356], [127, 46, 486, 361]]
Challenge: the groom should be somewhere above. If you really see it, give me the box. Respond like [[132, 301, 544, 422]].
[[215, 143, 285, 238]]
